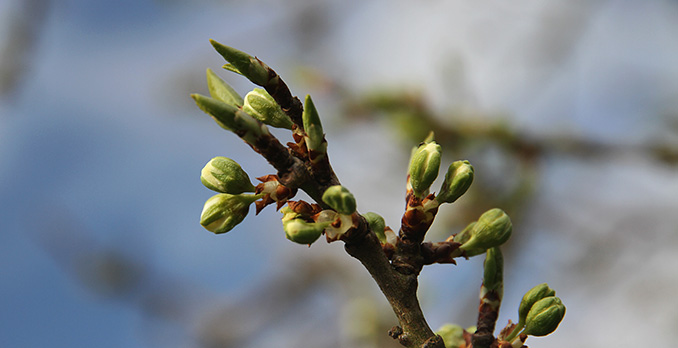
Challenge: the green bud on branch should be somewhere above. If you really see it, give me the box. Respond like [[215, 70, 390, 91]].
[[524, 296, 566, 337], [242, 88, 294, 129], [206, 68, 243, 107], [363, 212, 386, 243], [518, 283, 556, 327], [322, 185, 357, 215], [437, 160, 474, 204], [408, 140, 442, 199], [302, 95, 327, 161], [200, 157, 255, 194], [191, 93, 269, 145], [482, 247, 503, 293], [200, 193, 260, 234], [210, 39, 270, 86], [459, 208, 512, 256], [283, 219, 327, 245]]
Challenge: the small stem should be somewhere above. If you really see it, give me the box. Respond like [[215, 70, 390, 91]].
[[344, 218, 444, 348]]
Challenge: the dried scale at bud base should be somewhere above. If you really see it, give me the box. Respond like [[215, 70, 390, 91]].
[[189, 40, 565, 348]]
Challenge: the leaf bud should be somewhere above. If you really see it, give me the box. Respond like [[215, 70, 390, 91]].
[[242, 88, 294, 129], [283, 219, 327, 245], [408, 140, 442, 199], [523, 296, 566, 337], [362, 212, 386, 243], [459, 208, 512, 256], [206, 68, 243, 107], [191, 93, 269, 144], [200, 193, 259, 234], [201, 157, 255, 194], [322, 185, 357, 215], [518, 283, 556, 326], [435, 323, 465, 348], [437, 160, 474, 204], [210, 40, 270, 86], [482, 247, 503, 293], [302, 95, 327, 159]]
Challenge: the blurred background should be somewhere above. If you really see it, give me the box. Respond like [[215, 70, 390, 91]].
[[2, 0, 678, 347]]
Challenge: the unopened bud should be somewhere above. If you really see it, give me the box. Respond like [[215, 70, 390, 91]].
[[437, 160, 474, 204], [408, 140, 442, 198], [242, 88, 294, 129], [524, 296, 565, 337], [283, 219, 327, 245], [200, 193, 259, 234], [302, 95, 327, 160], [191, 93, 269, 144], [518, 283, 556, 326], [201, 157, 255, 194], [206, 68, 243, 107], [482, 247, 503, 293], [459, 208, 512, 256], [322, 185, 357, 215], [210, 40, 270, 86], [435, 324, 465, 348], [363, 212, 386, 243]]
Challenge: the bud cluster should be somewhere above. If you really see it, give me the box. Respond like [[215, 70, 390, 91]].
[[502, 283, 566, 344], [191, 41, 565, 347]]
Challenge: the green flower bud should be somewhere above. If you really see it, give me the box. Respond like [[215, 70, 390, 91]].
[[363, 212, 386, 243], [322, 185, 357, 215], [206, 68, 243, 107], [283, 219, 327, 245], [191, 93, 269, 144], [459, 208, 512, 256], [242, 88, 294, 129], [524, 296, 566, 337], [302, 95, 327, 158], [210, 40, 270, 86], [201, 157, 255, 194], [435, 324, 465, 348], [408, 140, 442, 198], [200, 193, 259, 234], [437, 160, 474, 204], [518, 283, 556, 326]]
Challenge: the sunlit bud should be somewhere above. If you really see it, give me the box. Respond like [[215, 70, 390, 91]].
[[363, 212, 386, 243], [242, 88, 294, 129], [524, 296, 566, 337], [191, 93, 269, 144], [206, 68, 243, 107], [518, 283, 556, 326], [408, 140, 442, 199], [201, 157, 255, 194], [283, 219, 328, 245], [482, 247, 503, 293], [437, 160, 474, 204], [200, 193, 259, 234], [435, 323, 465, 348], [459, 208, 512, 256], [322, 185, 357, 215], [210, 40, 270, 86], [302, 95, 327, 158]]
